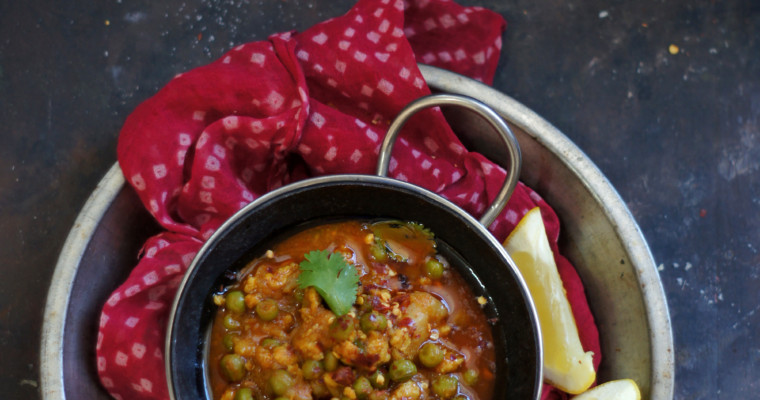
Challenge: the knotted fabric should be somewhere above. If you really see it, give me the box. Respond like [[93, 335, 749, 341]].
[[97, 1, 600, 399]]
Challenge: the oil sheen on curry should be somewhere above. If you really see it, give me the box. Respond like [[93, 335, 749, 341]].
[[208, 220, 496, 400]]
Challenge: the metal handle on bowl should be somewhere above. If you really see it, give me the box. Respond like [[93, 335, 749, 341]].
[[376, 94, 522, 228]]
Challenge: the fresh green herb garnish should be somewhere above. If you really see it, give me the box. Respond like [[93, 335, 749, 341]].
[[407, 221, 434, 239], [297, 250, 360, 316]]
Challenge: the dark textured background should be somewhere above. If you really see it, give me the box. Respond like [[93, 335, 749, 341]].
[[1, 0, 758, 399]]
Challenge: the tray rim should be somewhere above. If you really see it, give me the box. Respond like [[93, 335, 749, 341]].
[[41, 163, 125, 400], [40, 64, 674, 400]]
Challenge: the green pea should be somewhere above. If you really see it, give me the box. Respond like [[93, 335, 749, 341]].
[[353, 376, 373, 399], [360, 311, 388, 332], [369, 369, 388, 389], [220, 354, 246, 382], [223, 313, 241, 330], [330, 315, 356, 341], [269, 369, 294, 396], [301, 359, 324, 380], [462, 368, 479, 386], [233, 387, 253, 400], [222, 333, 237, 352], [294, 287, 305, 302], [260, 337, 282, 349], [225, 290, 246, 314], [453, 396, 469, 400], [418, 342, 444, 368], [432, 374, 459, 399], [323, 351, 339, 372], [255, 299, 279, 321], [370, 238, 388, 261], [425, 258, 444, 279], [388, 359, 417, 382], [310, 380, 330, 398]]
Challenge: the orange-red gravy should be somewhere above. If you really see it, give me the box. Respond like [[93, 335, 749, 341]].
[[208, 220, 495, 400]]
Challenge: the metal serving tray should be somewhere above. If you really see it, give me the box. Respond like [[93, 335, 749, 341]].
[[41, 64, 674, 400]]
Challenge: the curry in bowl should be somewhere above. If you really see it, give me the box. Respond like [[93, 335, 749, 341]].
[[208, 220, 496, 400]]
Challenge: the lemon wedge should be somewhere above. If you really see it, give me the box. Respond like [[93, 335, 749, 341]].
[[572, 379, 641, 400], [503, 207, 595, 394]]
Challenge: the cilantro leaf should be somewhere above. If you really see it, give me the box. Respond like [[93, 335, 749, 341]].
[[297, 250, 360, 316]]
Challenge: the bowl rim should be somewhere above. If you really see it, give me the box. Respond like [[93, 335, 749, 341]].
[[39, 64, 674, 400]]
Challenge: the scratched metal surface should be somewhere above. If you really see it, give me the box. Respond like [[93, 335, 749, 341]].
[[0, 0, 758, 399]]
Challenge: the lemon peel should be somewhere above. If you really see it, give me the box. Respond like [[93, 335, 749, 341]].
[[503, 207, 595, 394], [572, 379, 641, 400]]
